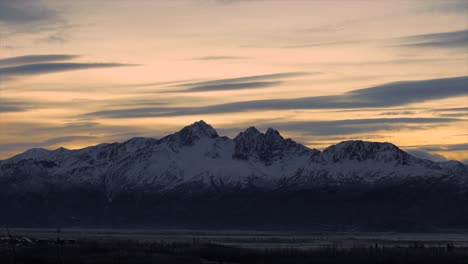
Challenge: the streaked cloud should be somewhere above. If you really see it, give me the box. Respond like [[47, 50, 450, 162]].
[[0, 1, 466, 161], [0, 54, 79, 66], [0, 105, 27, 113], [432, 107, 468, 113], [281, 40, 362, 49], [431, 107, 468, 117], [2, 121, 155, 141], [421, 0, 468, 13], [299, 19, 359, 34], [398, 29, 468, 48], [160, 71, 314, 92], [0, 0, 74, 46], [345, 76, 468, 104], [84, 76, 468, 118], [0, 0, 58, 25], [0, 98, 32, 113], [298, 57, 466, 67], [170, 81, 282, 93], [176, 72, 312, 87], [0, 62, 138, 78], [190, 56, 248, 61], [379, 111, 416, 116], [415, 143, 468, 152], [253, 117, 461, 136]]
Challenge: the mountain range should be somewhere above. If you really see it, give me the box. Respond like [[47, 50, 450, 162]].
[[1, 121, 467, 231]]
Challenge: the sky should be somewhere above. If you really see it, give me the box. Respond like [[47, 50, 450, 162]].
[[0, 0, 467, 162]]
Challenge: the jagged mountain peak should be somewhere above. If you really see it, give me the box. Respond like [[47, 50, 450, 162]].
[[235, 127, 283, 140], [265, 127, 282, 137], [2, 122, 463, 173], [234, 126, 282, 143], [161, 120, 219, 145], [1, 121, 466, 206], [184, 120, 218, 137], [235, 126, 261, 139], [233, 126, 312, 164]]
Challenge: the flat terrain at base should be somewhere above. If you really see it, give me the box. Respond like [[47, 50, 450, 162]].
[[6, 228, 468, 249], [1, 229, 468, 263]]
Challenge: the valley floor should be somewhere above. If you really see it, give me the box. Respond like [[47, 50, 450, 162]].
[[1, 229, 468, 263]]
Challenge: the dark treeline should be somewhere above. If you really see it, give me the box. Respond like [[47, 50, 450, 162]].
[[1, 238, 468, 264]]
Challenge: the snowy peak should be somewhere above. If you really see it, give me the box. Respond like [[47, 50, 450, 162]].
[[233, 126, 265, 161], [233, 127, 313, 164], [181, 120, 218, 138], [9, 148, 51, 162], [161, 120, 219, 145], [190, 120, 218, 136], [265, 128, 283, 141], [1, 121, 466, 199], [321, 140, 414, 164], [234, 126, 261, 140]]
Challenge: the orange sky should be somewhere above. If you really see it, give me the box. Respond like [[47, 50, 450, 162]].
[[0, 0, 467, 162]]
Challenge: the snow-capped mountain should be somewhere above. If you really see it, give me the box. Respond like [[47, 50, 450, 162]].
[[1, 121, 467, 230], [1, 120, 466, 196]]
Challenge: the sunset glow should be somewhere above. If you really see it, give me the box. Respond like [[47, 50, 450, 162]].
[[1, 0, 467, 162]]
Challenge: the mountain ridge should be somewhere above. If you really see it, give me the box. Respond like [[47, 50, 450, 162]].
[[2, 120, 465, 165], [3, 120, 464, 164], [0, 120, 467, 230], [1, 120, 466, 194]]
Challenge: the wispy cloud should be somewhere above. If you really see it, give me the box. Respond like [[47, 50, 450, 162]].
[[255, 117, 461, 136], [177, 81, 281, 92], [0, 105, 27, 113], [299, 19, 359, 34], [0, 0, 75, 45], [214, 117, 460, 146], [162, 71, 313, 92], [190, 56, 248, 61], [345, 76, 468, 104], [84, 76, 468, 118], [420, 0, 468, 13], [432, 107, 468, 113], [398, 29, 468, 48], [281, 40, 362, 49], [2, 121, 153, 141], [0, 62, 138, 78], [415, 143, 468, 152], [298, 57, 466, 67], [177, 72, 312, 87], [379, 111, 416, 116], [431, 107, 468, 117], [0, 0, 58, 25], [0, 98, 32, 113], [0, 54, 79, 66]]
